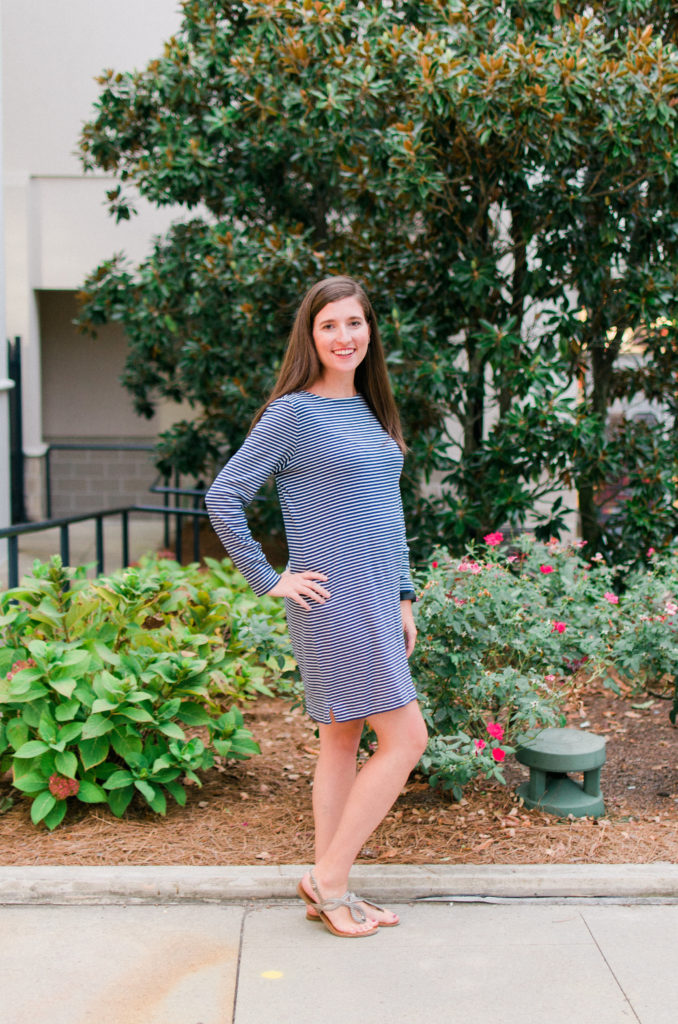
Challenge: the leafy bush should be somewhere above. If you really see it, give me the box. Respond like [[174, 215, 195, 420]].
[[412, 534, 678, 797], [0, 555, 298, 829]]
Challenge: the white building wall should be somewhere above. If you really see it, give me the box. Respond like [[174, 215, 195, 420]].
[[2, 0, 186, 517]]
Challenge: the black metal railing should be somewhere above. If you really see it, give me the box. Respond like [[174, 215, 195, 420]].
[[0, 503, 208, 591]]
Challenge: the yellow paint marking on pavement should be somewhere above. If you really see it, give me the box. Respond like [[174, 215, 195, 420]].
[[261, 970, 284, 980]]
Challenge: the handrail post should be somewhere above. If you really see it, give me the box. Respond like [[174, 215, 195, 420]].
[[60, 524, 70, 567], [192, 490, 201, 563], [163, 474, 170, 549], [8, 535, 18, 589], [95, 516, 104, 575], [121, 510, 129, 567], [45, 446, 52, 520], [174, 469, 181, 563]]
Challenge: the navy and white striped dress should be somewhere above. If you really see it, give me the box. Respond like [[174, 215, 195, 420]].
[[205, 390, 417, 723]]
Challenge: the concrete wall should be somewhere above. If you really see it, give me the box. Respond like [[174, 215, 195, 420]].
[[2, 0, 187, 519]]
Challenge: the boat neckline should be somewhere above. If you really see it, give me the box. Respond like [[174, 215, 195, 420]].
[[298, 390, 363, 401]]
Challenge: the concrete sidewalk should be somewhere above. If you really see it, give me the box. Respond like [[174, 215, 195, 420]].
[[1, 865, 677, 1024]]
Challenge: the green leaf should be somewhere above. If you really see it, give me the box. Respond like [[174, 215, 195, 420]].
[[157, 721, 186, 740], [6, 718, 29, 751], [12, 772, 48, 794], [5, 682, 49, 703], [164, 779, 187, 806], [77, 780, 107, 804], [90, 641, 120, 667], [176, 702, 211, 726], [50, 678, 78, 699], [14, 740, 50, 759], [30, 790, 57, 824], [54, 750, 78, 778], [92, 698, 119, 713], [81, 714, 115, 739], [43, 799, 68, 830], [57, 721, 83, 744], [110, 730, 143, 762], [104, 770, 134, 790], [115, 707, 155, 723], [55, 699, 81, 722], [78, 736, 110, 771], [107, 785, 135, 817]]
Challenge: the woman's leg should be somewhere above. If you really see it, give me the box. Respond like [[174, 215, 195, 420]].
[[312, 715, 364, 861], [301, 700, 428, 935]]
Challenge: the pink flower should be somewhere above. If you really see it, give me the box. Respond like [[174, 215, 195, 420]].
[[540, 565, 554, 574], [432, 561, 439, 568], [474, 738, 486, 753], [484, 531, 504, 546], [574, 539, 587, 548], [507, 555, 518, 563], [458, 560, 482, 574], [48, 774, 79, 800], [647, 547, 656, 557], [6, 658, 37, 682], [492, 748, 506, 763], [486, 722, 504, 740], [552, 621, 567, 634], [544, 674, 557, 682], [453, 596, 466, 607], [665, 601, 677, 616], [603, 591, 619, 604]]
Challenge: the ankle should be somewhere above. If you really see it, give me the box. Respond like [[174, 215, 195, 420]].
[[312, 864, 349, 896]]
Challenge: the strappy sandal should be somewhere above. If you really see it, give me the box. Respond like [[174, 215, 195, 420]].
[[305, 896, 399, 927], [297, 869, 379, 938]]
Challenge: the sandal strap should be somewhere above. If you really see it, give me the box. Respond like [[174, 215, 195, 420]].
[[308, 870, 368, 923]]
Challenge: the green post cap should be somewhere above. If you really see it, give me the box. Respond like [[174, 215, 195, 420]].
[[515, 727, 606, 773], [514, 728, 607, 819]]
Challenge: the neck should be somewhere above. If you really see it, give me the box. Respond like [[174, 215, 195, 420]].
[[307, 374, 358, 398]]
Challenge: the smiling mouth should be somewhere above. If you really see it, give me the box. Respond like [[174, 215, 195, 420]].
[[334, 348, 356, 356]]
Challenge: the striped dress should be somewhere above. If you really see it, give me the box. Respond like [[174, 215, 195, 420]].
[[205, 390, 417, 723]]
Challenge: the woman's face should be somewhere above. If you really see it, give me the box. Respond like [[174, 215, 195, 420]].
[[311, 296, 370, 381]]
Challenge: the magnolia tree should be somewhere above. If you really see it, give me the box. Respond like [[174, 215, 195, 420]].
[[77, 0, 678, 565]]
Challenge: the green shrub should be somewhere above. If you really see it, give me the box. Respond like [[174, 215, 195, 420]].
[[0, 555, 298, 829], [412, 534, 678, 797]]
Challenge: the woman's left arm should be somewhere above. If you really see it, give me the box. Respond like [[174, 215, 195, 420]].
[[401, 599, 417, 658]]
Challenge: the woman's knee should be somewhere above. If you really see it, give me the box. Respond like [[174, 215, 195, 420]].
[[318, 718, 364, 759], [373, 703, 429, 763]]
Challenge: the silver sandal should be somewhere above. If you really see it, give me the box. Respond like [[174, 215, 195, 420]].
[[297, 869, 379, 938]]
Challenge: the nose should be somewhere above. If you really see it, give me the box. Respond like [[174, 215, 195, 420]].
[[338, 323, 352, 342]]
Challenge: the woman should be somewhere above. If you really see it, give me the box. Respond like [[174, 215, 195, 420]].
[[206, 276, 428, 938]]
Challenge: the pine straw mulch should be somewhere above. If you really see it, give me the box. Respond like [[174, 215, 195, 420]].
[[0, 673, 677, 866]]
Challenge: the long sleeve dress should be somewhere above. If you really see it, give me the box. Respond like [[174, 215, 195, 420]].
[[205, 389, 417, 723]]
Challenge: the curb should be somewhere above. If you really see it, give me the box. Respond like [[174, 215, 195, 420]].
[[1, 863, 677, 905]]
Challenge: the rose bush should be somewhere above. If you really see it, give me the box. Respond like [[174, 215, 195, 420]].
[[413, 534, 678, 797]]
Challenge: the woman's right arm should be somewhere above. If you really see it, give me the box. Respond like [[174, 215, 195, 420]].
[[205, 396, 330, 609], [205, 397, 298, 596]]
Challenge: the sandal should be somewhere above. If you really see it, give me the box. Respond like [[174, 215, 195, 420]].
[[306, 896, 399, 927], [297, 869, 379, 938]]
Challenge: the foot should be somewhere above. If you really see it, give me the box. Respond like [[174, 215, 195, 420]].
[[298, 871, 379, 937], [306, 899, 399, 927]]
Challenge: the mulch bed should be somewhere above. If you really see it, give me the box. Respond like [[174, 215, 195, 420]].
[[0, 674, 676, 865]]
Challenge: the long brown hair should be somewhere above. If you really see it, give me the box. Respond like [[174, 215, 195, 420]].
[[250, 276, 407, 453]]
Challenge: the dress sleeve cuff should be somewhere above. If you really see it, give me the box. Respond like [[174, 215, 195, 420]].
[[400, 589, 417, 603]]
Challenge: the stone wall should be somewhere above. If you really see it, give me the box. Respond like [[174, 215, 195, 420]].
[[45, 444, 164, 518]]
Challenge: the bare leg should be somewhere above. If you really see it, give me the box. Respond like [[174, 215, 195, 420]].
[[312, 716, 364, 861], [301, 700, 428, 935]]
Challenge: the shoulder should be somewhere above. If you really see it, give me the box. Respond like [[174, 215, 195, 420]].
[[259, 393, 299, 426]]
